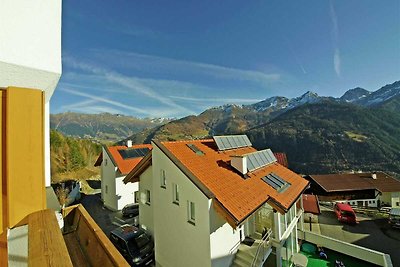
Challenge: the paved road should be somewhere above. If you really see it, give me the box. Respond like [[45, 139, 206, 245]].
[[318, 207, 400, 266], [79, 193, 136, 236]]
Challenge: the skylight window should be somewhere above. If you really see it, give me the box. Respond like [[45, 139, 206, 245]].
[[186, 144, 204, 155], [262, 173, 291, 193]]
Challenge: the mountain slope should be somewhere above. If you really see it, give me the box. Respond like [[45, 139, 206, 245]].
[[50, 130, 102, 183], [50, 112, 170, 142], [246, 101, 400, 174]]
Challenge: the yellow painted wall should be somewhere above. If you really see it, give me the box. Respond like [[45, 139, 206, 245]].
[[5, 87, 45, 228]]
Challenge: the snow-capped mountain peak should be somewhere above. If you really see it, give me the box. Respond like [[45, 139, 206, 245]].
[[340, 87, 371, 103]]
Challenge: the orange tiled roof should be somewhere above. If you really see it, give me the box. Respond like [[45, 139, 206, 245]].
[[98, 144, 152, 175], [158, 139, 309, 224]]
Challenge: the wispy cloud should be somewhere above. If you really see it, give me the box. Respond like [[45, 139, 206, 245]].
[[63, 56, 196, 116], [89, 49, 281, 85], [59, 98, 124, 114], [169, 95, 263, 104], [60, 87, 153, 116], [283, 36, 307, 74], [330, 0, 341, 77]]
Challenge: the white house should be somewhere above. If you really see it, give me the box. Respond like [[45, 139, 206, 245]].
[[124, 135, 309, 267], [95, 141, 152, 211]]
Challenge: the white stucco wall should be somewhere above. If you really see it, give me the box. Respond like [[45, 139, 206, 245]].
[[0, 0, 62, 102], [0, 0, 62, 189], [380, 192, 399, 207], [101, 148, 117, 210], [209, 201, 241, 267], [390, 192, 400, 207], [152, 145, 212, 267], [138, 167, 154, 235], [116, 177, 137, 210]]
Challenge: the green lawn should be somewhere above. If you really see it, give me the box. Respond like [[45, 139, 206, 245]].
[[300, 243, 379, 267]]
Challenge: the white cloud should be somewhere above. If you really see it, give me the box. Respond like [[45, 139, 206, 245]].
[[169, 95, 263, 104], [63, 56, 196, 116], [330, 0, 341, 78], [89, 49, 281, 85], [334, 48, 341, 77], [60, 87, 152, 116]]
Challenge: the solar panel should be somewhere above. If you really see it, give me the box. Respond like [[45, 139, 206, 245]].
[[187, 144, 204, 155], [246, 149, 277, 172], [262, 173, 291, 192], [118, 147, 150, 159], [213, 135, 252, 151]]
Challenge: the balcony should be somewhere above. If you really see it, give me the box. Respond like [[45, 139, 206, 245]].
[[7, 204, 129, 266], [231, 206, 275, 267]]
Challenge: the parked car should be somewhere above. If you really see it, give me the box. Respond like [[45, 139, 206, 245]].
[[389, 208, 400, 228], [110, 224, 154, 266], [122, 203, 139, 218], [334, 203, 357, 224]]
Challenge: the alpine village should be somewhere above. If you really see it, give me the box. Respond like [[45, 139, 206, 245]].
[[0, 1, 399, 267]]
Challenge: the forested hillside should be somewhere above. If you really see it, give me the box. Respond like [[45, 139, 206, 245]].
[[50, 130, 102, 183]]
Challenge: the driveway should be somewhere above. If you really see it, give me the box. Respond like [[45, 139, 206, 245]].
[[317, 207, 400, 266], [79, 193, 136, 236]]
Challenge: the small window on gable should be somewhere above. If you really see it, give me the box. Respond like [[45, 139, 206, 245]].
[[104, 159, 108, 166], [160, 169, 166, 188], [146, 190, 151, 205], [173, 183, 179, 205], [188, 201, 196, 225]]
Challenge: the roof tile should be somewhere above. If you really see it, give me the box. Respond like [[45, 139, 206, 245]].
[[161, 139, 309, 222]]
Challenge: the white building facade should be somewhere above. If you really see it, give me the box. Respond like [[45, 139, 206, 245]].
[[126, 137, 309, 267]]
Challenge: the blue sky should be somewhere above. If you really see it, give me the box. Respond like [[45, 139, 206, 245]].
[[51, 0, 400, 118]]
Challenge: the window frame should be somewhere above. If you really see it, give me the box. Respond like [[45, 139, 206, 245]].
[[188, 201, 196, 225], [172, 183, 180, 205], [145, 189, 151, 205], [160, 169, 166, 189]]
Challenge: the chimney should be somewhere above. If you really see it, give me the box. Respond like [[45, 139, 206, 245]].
[[230, 155, 247, 175], [126, 140, 133, 148], [371, 172, 377, 179]]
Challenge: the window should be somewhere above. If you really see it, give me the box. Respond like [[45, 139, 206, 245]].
[[134, 191, 139, 203], [397, 202, 400, 207], [173, 183, 179, 205], [188, 201, 196, 225], [146, 190, 151, 205], [104, 159, 108, 166], [160, 170, 166, 188], [105, 185, 108, 194]]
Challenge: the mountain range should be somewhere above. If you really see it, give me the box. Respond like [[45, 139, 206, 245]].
[[50, 80, 400, 175], [122, 80, 400, 175], [50, 112, 172, 142]]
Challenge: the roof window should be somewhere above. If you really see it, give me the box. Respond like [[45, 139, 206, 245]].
[[186, 144, 204, 155], [262, 172, 291, 193]]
